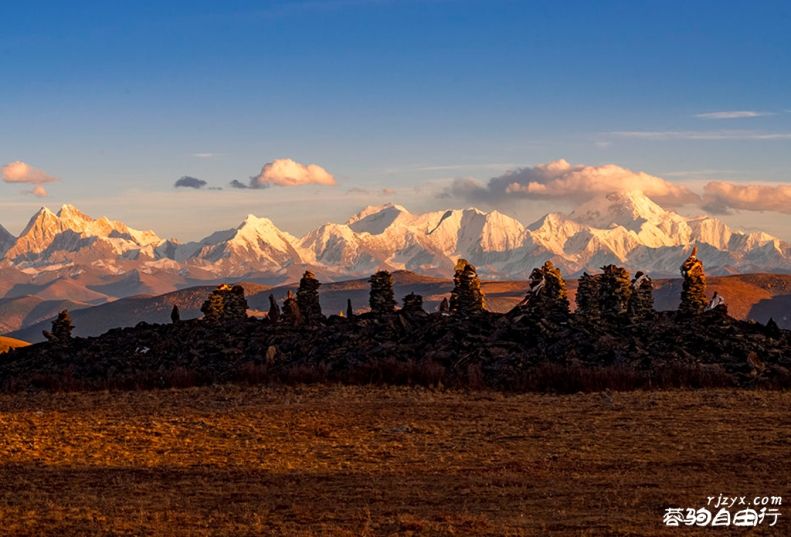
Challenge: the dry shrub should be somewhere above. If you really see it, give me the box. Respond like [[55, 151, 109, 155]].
[[345, 357, 447, 387]]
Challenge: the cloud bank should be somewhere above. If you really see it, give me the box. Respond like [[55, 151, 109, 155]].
[[1, 161, 57, 197], [609, 130, 791, 141], [445, 159, 700, 207], [695, 111, 771, 120], [174, 176, 208, 189], [232, 158, 336, 189], [702, 181, 791, 214]]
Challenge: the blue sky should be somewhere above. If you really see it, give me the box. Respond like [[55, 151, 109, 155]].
[[1, 0, 790, 240]]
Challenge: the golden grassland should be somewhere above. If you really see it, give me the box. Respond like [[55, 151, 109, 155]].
[[0, 336, 29, 354], [0, 385, 788, 536]]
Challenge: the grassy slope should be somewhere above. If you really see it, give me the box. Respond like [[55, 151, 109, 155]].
[[0, 336, 30, 354], [0, 385, 788, 536]]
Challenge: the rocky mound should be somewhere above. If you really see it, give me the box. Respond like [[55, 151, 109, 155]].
[[1, 258, 789, 393]]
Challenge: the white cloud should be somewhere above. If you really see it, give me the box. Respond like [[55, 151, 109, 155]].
[[694, 111, 772, 120], [609, 130, 791, 141], [233, 158, 337, 189], [1, 161, 57, 197], [702, 181, 791, 214], [445, 159, 700, 207]]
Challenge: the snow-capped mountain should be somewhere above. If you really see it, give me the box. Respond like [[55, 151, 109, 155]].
[[183, 214, 305, 273], [3, 204, 162, 266], [0, 194, 789, 305]]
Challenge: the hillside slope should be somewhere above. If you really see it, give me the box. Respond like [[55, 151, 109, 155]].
[[8, 272, 791, 342]]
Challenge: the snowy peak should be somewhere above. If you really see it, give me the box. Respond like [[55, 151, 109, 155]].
[[346, 203, 413, 235], [424, 207, 525, 255], [187, 214, 305, 271], [4, 205, 163, 262], [570, 191, 673, 229], [57, 203, 92, 225]]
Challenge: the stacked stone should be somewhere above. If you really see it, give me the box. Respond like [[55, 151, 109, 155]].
[[201, 284, 249, 324], [679, 246, 707, 316], [627, 271, 654, 320], [43, 310, 74, 344], [599, 265, 632, 320], [449, 259, 486, 315], [401, 292, 426, 315], [201, 288, 225, 323], [282, 290, 301, 326], [268, 294, 281, 323], [225, 285, 249, 320], [521, 261, 570, 322], [170, 304, 181, 324], [575, 272, 601, 323], [369, 270, 397, 314], [346, 299, 355, 319], [438, 297, 450, 315], [297, 271, 323, 322]]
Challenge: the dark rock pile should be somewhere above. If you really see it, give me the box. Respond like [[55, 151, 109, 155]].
[[201, 284, 248, 324], [449, 259, 485, 316], [1, 254, 789, 393], [369, 271, 396, 314], [680, 246, 707, 316], [296, 271, 323, 323], [42, 310, 74, 345]]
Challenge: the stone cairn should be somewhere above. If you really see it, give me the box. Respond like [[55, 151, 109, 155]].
[[679, 246, 707, 316], [438, 297, 450, 315], [170, 304, 181, 324], [267, 294, 281, 323], [297, 271, 323, 323], [43, 310, 74, 344], [369, 270, 397, 314], [346, 299, 355, 319], [449, 259, 486, 315], [599, 264, 632, 321], [201, 284, 248, 324], [519, 260, 569, 322], [401, 292, 426, 317], [627, 270, 654, 320], [575, 272, 601, 324], [282, 290, 301, 326]]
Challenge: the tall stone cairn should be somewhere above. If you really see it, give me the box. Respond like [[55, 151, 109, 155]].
[[679, 246, 707, 316], [225, 285, 249, 320], [401, 292, 425, 314], [575, 272, 601, 323], [599, 265, 632, 320], [282, 290, 301, 326], [369, 270, 397, 314], [268, 294, 281, 323], [201, 284, 248, 323], [43, 310, 74, 344], [296, 271, 323, 322], [200, 288, 225, 323], [449, 259, 486, 315], [170, 304, 181, 324], [522, 261, 570, 321], [627, 271, 654, 320]]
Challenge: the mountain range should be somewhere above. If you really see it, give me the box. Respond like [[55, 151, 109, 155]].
[[0, 191, 789, 314]]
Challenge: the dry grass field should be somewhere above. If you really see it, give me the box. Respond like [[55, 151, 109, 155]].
[[0, 385, 788, 536]]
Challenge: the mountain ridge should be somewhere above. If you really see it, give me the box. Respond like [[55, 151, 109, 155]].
[[0, 194, 789, 307]]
